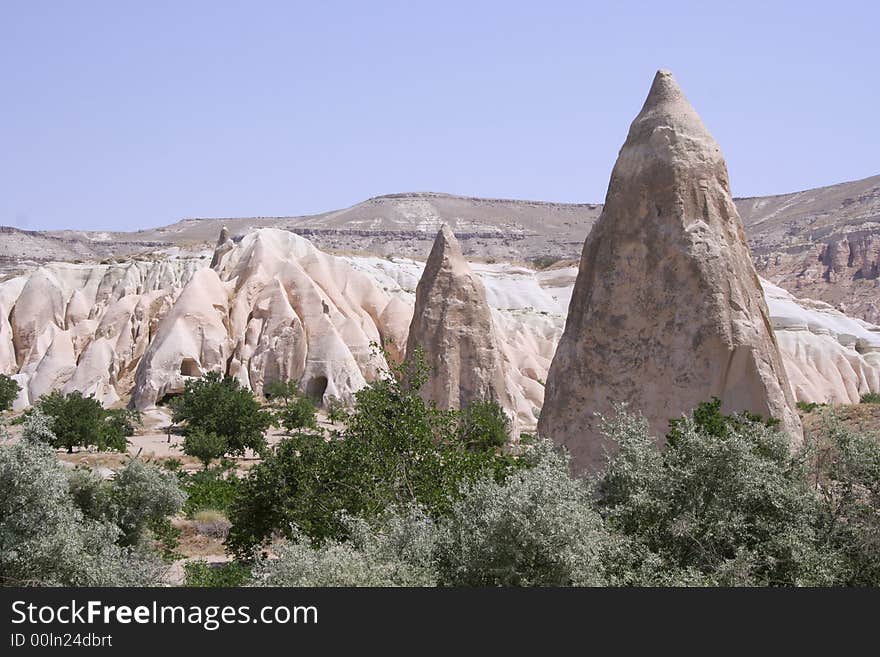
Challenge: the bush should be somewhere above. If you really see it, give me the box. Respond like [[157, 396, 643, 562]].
[[435, 440, 606, 586], [458, 399, 510, 452], [326, 396, 348, 424], [595, 405, 834, 586], [34, 391, 135, 453], [859, 392, 880, 404], [170, 372, 272, 457], [796, 401, 825, 413], [0, 374, 20, 412], [183, 429, 227, 469], [251, 510, 437, 587], [276, 395, 318, 433], [67, 459, 186, 550], [184, 560, 251, 587], [0, 440, 164, 586], [807, 418, 880, 585], [182, 467, 241, 517]]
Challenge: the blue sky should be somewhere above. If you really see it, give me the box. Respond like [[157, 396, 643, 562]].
[[2, 1, 878, 231]]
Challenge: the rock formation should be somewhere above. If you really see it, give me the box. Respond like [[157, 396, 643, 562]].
[[405, 225, 522, 426], [765, 280, 880, 403], [0, 219, 875, 423], [538, 70, 803, 471]]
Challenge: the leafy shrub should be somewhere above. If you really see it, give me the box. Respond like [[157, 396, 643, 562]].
[[34, 391, 135, 452], [326, 396, 348, 424], [170, 372, 272, 457], [806, 418, 880, 585], [595, 406, 834, 586], [435, 440, 606, 586], [859, 392, 880, 404], [251, 510, 437, 587], [458, 399, 510, 451], [796, 401, 825, 413], [182, 468, 241, 517], [0, 373, 20, 412], [184, 560, 252, 587], [275, 394, 318, 432], [67, 459, 186, 551], [183, 429, 227, 469], [0, 440, 164, 586]]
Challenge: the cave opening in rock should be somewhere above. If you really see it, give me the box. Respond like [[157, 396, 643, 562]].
[[305, 375, 328, 404], [179, 358, 201, 377]]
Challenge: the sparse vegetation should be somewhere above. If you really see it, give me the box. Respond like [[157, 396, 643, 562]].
[[797, 400, 826, 413], [860, 392, 880, 404]]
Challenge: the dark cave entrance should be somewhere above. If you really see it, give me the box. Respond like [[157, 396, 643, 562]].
[[305, 375, 328, 404], [179, 358, 201, 377]]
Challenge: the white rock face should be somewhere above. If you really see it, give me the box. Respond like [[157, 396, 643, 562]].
[[763, 281, 880, 403], [0, 258, 202, 407], [133, 228, 398, 408], [538, 70, 803, 471], [0, 221, 876, 427]]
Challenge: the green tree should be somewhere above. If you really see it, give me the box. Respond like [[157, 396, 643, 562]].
[[0, 374, 20, 412], [275, 394, 318, 433], [170, 372, 272, 457], [226, 348, 520, 558], [183, 429, 228, 469], [35, 391, 133, 453]]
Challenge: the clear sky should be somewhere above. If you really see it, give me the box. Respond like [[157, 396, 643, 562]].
[[2, 1, 878, 231]]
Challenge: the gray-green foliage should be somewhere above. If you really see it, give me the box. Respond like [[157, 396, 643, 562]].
[[20, 408, 57, 445], [247, 406, 880, 588], [68, 459, 186, 548], [251, 509, 438, 587], [594, 406, 837, 586], [0, 440, 164, 586], [435, 439, 606, 586], [809, 417, 880, 585]]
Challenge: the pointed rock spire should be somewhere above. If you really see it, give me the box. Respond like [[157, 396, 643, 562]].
[[210, 226, 234, 270], [538, 70, 802, 471], [406, 225, 517, 424]]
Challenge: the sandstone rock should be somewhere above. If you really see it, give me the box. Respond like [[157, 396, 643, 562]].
[[210, 226, 235, 270], [539, 70, 803, 471], [405, 225, 521, 427]]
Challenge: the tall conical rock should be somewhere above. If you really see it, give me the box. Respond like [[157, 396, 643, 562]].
[[406, 225, 517, 422], [538, 70, 802, 471]]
